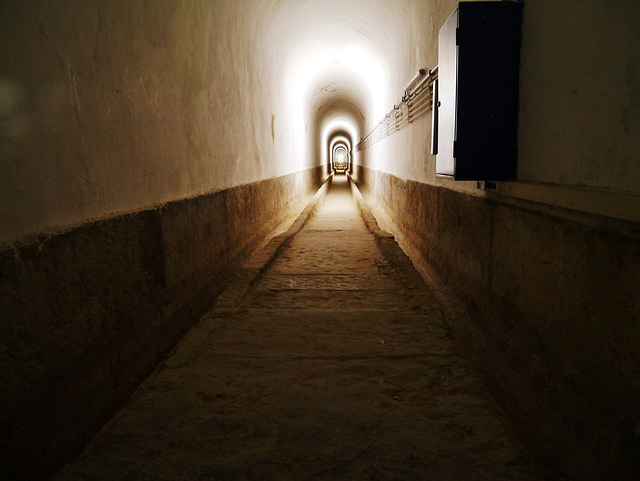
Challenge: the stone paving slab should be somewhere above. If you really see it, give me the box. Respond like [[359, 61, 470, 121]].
[[178, 308, 451, 360], [258, 274, 398, 291], [270, 235, 383, 276], [54, 176, 541, 481], [57, 352, 528, 479], [246, 289, 410, 309], [56, 312, 536, 480], [302, 220, 368, 231]]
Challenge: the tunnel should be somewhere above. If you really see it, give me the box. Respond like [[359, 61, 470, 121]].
[[1, 1, 639, 479]]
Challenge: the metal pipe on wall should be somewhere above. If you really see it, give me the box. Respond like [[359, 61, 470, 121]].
[[404, 68, 427, 97]]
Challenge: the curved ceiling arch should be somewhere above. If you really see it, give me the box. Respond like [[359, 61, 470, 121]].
[[330, 135, 352, 163], [258, 0, 416, 173], [332, 141, 349, 152], [318, 116, 359, 171], [329, 132, 352, 151]]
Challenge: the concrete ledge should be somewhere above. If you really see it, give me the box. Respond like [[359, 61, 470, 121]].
[[210, 174, 333, 310], [0, 166, 324, 480], [355, 165, 640, 479], [349, 176, 434, 301], [163, 175, 334, 368]]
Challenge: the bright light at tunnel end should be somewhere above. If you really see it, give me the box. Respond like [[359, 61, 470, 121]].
[[323, 119, 358, 174], [286, 43, 389, 172]]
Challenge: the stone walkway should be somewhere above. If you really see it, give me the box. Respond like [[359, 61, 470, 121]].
[[55, 176, 540, 480]]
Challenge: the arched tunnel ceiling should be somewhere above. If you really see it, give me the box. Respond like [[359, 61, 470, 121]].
[[311, 69, 368, 122], [256, 0, 432, 170], [315, 95, 365, 143], [264, 0, 404, 70], [330, 132, 353, 153]]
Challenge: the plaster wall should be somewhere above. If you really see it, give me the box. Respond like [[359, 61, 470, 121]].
[[0, 0, 300, 243], [361, 0, 640, 221]]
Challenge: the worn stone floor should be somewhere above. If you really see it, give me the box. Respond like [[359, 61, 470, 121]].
[[54, 175, 541, 480]]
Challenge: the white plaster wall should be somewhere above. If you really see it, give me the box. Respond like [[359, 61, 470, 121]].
[[517, 0, 640, 192], [0, 0, 421, 243], [0, 1, 289, 243], [364, 0, 640, 221], [356, 0, 456, 177], [3, 0, 637, 243]]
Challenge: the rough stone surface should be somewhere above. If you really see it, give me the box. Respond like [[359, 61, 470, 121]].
[[0, 167, 322, 480], [357, 165, 640, 480], [54, 176, 541, 481]]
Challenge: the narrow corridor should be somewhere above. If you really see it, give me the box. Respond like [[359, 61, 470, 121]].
[[2, 3, 638, 479], [54, 176, 540, 480]]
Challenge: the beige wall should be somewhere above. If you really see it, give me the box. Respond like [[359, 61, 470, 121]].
[[364, 0, 640, 222], [0, 0, 428, 243], [0, 1, 295, 243], [2, 0, 638, 242], [518, 0, 640, 192]]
